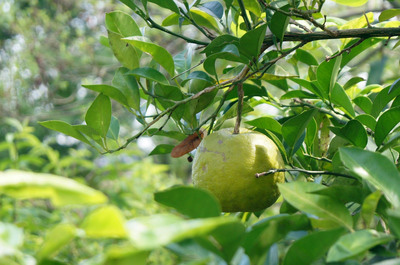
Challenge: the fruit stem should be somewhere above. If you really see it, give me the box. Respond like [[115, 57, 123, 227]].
[[234, 83, 244, 134]]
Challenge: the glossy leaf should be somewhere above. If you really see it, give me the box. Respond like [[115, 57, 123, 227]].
[[239, 24, 267, 59], [81, 205, 127, 238], [282, 109, 317, 150], [85, 94, 112, 138], [339, 147, 400, 208], [126, 67, 169, 85], [203, 44, 248, 75], [147, 0, 179, 14], [353, 96, 373, 114], [199, 1, 224, 19], [123, 36, 175, 76], [82, 84, 128, 107], [344, 77, 365, 90], [39, 121, 92, 147], [354, 114, 376, 131], [0, 170, 107, 206], [283, 228, 347, 265], [281, 90, 318, 100], [360, 191, 382, 228], [125, 214, 240, 249], [106, 116, 120, 141], [37, 224, 77, 261], [371, 84, 400, 118], [295, 49, 318, 66], [149, 144, 174, 155], [327, 230, 393, 262], [269, 5, 290, 42], [375, 106, 400, 146], [245, 117, 282, 135], [329, 120, 367, 148], [278, 182, 353, 230], [202, 35, 239, 56], [154, 186, 221, 218], [341, 38, 382, 67], [105, 11, 141, 69], [331, 83, 355, 117], [291, 78, 324, 99], [112, 67, 141, 110], [317, 55, 342, 98]]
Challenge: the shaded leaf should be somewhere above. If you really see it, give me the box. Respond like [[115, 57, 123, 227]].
[[327, 230, 393, 262], [371, 84, 400, 118], [245, 117, 282, 135], [317, 55, 342, 98], [379, 9, 400, 22], [0, 170, 107, 206], [354, 114, 376, 131], [147, 0, 179, 14], [112, 67, 141, 110], [154, 186, 221, 218], [82, 84, 128, 107], [360, 191, 382, 229], [331, 83, 355, 117], [126, 67, 169, 85], [85, 94, 112, 138], [283, 228, 347, 265], [106, 116, 120, 141], [269, 5, 290, 42], [339, 147, 400, 208], [278, 182, 353, 230], [295, 49, 318, 66], [39, 121, 92, 147], [353, 96, 373, 114], [203, 44, 248, 75], [329, 120, 367, 148], [239, 24, 267, 59], [199, 1, 224, 19], [375, 106, 400, 146], [149, 144, 174, 156]]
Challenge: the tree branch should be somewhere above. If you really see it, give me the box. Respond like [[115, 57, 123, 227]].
[[255, 168, 357, 180], [262, 27, 400, 47]]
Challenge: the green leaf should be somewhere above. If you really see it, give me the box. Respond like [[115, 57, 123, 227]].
[[283, 228, 347, 265], [379, 9, 400, 22], [327, 230, 393, 262], [0, 170, 107, 206], [243, 214, 310, 263], [147, 0, 179, 14], [203, 44, 248, 75], [278, 182, 353, 230], [305, 118, 317, 149], [73, 125, 104, 148], [82, 84, 128, 107], [344, 77, 365, 90], [239, 24, 267, 59], [341, 38, 382, 67], [375, 106, 400, 146], [106, 116, 120, 141], [281, 90, 318, 100], [245, 117, 282, 135], [240, 0, 261, 16], [295, 49, 318, 66], [282, 109, 317, 152], [112, 67, 141, 110], [269, 5, 290, 42], [317, 55, 342, 98], [199, 1, 224, 19], [123, 36, 175, 76], [331, 83, 355, 117], [146, 129, 186, 141], [125, 214, 240, 249], [339, 147, 400, 208], [85, 94, 112, 138], [104, 246, 150, 265], [37, 224, 77, 261], [126, 67, 169, 85], [106, 11, 141, 69], [290, 78, 324, 99], [154, 186, 221, 218], [148, 144, 174, 155], [190, 9, 220, 32], [387, 209, 400, 239], [329, 120, 367, 148], [329, 0, 368, 7], [360, 190, 382, 228], [371, 84, 400, 118], [312, 185, 363, 204], [354, 114, 376, 131], [353, 96, 373, 114], [181, 71, 215, 86], [39, 121, 92, 147], [202, 35, 239, 56], [81, 205, 127, 238]]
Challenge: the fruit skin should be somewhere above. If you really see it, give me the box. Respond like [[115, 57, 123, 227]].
[[192, 128, 285, 212]]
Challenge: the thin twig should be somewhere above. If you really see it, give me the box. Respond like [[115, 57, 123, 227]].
[[290, 19, 313, 33], [238, 0, 252, 31], [171, 59, 205, 80], [234, 83, 244, 134], [364, 13, 372, 28], [326, 38, 365, 62], [255, 168, 357, 180]]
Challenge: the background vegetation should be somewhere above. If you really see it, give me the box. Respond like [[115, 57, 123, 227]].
[[1, 0, 400, 264]]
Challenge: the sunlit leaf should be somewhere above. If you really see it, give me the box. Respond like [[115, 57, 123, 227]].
[[85, 94, 112, 138], [329, 0, 368, 7], [39, 121, 93, 147], [379, 9, 400, 22], [126, 67, 169, 85], [245, 117, 282, 135], [0, 170, 107, 206], [149, 144, 174, 155]]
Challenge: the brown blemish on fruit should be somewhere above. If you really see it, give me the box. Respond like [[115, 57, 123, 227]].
[[171, 130, 205, 158]]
